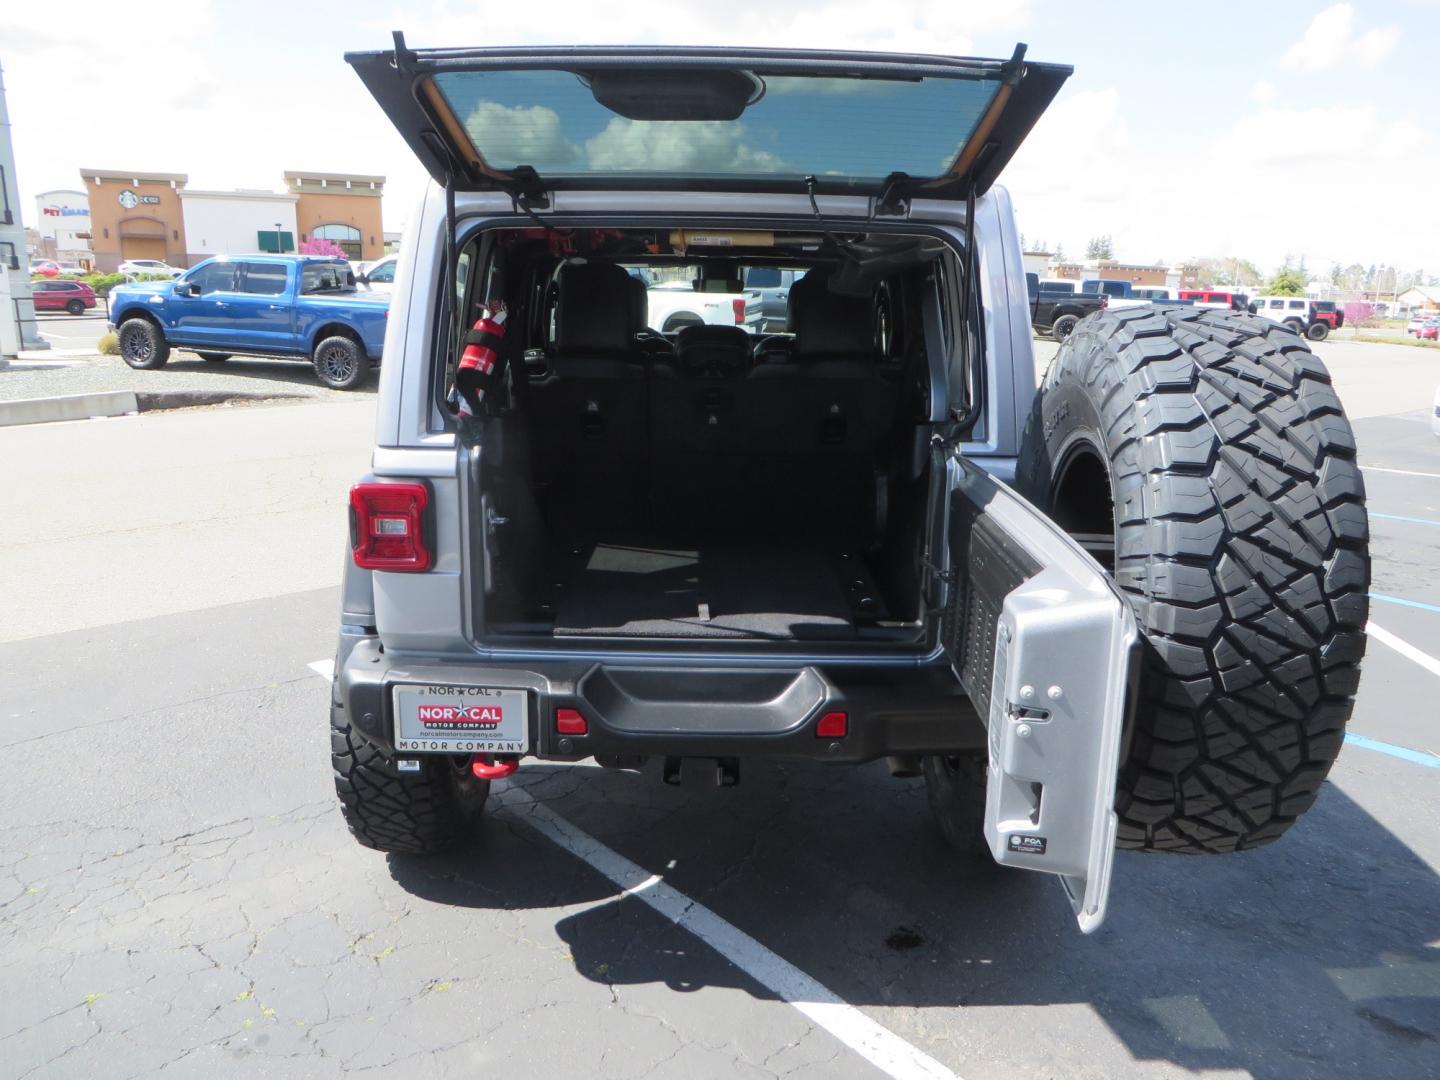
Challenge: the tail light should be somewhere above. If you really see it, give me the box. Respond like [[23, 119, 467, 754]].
[[732, 298, 746, 324], [350, 482, 431, 571]]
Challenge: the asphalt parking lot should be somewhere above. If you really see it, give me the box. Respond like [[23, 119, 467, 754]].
[[1, 336, 1437, 1078]]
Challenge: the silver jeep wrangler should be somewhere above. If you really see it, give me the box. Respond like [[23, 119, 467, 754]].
[[330, 38, 1369, 931]]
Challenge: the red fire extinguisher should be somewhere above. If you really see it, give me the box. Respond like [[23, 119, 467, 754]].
[[453, 300, 507, 417]]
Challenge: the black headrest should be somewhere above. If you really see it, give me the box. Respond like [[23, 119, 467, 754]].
[[556, 262, 637, 356], [789, 270, 875, 360], [675, 324, 751, 376], [629, 274, 649, 330]]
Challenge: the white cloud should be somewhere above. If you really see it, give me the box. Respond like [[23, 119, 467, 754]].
[[585, 120, 786, 173], [1250, 80, 1278, 103], [1005, 94, 1440, 274], [1281, 3, 1399, 70], [464, 102, 581, 169]]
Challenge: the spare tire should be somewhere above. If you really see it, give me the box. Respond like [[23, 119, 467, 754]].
[[1017, 307, 1369, 854]]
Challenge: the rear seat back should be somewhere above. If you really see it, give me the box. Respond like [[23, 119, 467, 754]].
[[650, 324, 753, 532], [529, 261, 648, 531], [741, 271, 898, 536]]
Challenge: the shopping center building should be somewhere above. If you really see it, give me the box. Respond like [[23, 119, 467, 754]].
[[78, 169, 385, 272]]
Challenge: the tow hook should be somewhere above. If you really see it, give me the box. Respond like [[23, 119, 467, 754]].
[[471, 755, 519, 780]]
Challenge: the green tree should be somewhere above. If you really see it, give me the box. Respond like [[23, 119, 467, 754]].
[[1085, 235, 1114, 260], [1265, 267, 1307, 296], [1053, 242, 1066, 262]]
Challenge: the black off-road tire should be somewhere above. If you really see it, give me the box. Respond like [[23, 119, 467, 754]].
[[331, 705, 491, 854], [1051, 313, 1080, 341], [1306, 322, 1329, 341], [197, 351, 231, 362], [313, 335, 368, 390], [117, 317, 171, 369], [1017, 307, 1369, 854], [922, 753, 991, 859]]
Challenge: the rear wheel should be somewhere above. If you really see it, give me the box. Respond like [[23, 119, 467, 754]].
[[331, 705, 491, 854], [65, 298, 85, 315], [313, 335, 367, 390], [1283, 318, 1306, 336], [197, 351, 231, 363], [117, 318, 170, 369], [1051, 313, 1080, 341], [1306, 322, 1329, 341], [922, 753, 991, 859], [1018, 307, 1369, 854], [662, 313, 703, 333]]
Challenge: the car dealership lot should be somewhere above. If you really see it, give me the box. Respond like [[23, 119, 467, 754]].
[[2, 339, 1437, 1078]]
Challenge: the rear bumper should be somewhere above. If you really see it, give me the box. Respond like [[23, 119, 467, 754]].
[[334, 634, 983, 764]]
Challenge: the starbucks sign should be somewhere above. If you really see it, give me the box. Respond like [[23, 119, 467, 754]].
[[117, 189, 161, 208]]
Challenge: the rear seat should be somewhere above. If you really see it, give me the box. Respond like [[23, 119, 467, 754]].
[[527, 262, 648, 531], [741, 271, 897, 537], [650, 324, 753, 532]]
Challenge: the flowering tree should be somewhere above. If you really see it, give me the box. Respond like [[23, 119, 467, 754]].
[[300, 238, 347, 258]]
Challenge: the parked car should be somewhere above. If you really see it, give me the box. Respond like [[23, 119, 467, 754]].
[[1026, 271, 1107, 340], [1178, 289, 1249, 311], [357, 254, 399, 294], [56, 262, 90, 277], [742, 265, 800, 333], [1418, 319, 1440, 341], [1079, 279, 1192, 311], [1248, 295, 1337, 340], [118, 259, 184, 279], [1409, 314, 1438, 337], [108, 255, 389, 389], [326, 39, 1369, 935], [29, 259, 61, 278], [31, 278, 97, 315]]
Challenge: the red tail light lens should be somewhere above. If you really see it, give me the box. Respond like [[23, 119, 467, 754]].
[[732, 298, 746, 324], [816, 711, 848, 738], [350, 482, 431, 571]]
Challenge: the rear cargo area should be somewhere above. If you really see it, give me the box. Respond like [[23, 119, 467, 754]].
[[470, 228, 950, 648]]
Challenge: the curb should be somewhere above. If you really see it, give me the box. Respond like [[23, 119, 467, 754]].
[[0, 389, 305, 428]]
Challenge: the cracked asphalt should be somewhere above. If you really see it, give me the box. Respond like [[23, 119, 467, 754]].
[[4, 344, 1440, 1079]]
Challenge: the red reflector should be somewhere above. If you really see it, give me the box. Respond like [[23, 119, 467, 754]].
[[816, 711, 848, 738], [556, 708, 588, 735], [732, 297, 746, 324], [350, 482, 431, 571]]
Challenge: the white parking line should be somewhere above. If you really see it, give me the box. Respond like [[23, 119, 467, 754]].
[[1362, 465, 1440, 480], [1368, 622, 1440, 679], [308, 656, 959, 1078], [501, 787, 960, 1080]]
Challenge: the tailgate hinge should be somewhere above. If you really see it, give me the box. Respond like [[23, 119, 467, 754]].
[[872, 172, 912, 218]]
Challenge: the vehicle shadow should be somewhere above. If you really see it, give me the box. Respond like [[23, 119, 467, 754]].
[[157, 353, 379, 394], [387, 759, 1438, 1078]]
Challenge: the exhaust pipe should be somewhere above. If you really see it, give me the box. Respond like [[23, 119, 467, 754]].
[[886, 755, 922, 779]]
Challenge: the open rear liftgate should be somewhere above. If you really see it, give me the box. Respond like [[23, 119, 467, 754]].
[[944, 457, 1139, 932]]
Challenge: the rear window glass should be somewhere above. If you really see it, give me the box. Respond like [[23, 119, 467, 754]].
[[302, 263, 354, 293], [240, 263, 288, 295], [431, 68, 1000, 182]]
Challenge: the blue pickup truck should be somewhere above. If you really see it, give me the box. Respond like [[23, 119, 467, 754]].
[[109, 254, 390, 389]]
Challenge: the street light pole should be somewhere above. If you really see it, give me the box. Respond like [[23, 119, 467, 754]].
[[275, 222, 284, 254]]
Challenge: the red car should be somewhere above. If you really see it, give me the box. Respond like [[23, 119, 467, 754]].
[[31, 279, 97, 315], [30, 259, 62, 278], [1420, 320, 1440, 341]]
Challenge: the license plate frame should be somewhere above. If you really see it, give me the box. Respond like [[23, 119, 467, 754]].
[[390, 684, 530, 755]]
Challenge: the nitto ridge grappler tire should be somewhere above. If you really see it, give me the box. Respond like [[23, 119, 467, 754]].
[[1017, 307, 1369, 854], [117, 318, 171, 370], [331, 704, 491, 855]]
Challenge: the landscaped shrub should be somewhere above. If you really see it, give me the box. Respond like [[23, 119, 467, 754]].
[[98, 331, 119, 355]]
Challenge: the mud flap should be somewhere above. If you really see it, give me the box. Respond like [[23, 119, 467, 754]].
[[942, 457, 1138, 932]]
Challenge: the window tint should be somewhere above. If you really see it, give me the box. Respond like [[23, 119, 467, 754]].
[[1289, 299, 1306, 310], [240, 262, 289, 295], [301, 262, 353, 294], [186, 262, 237, 294], [367, 260, 396, 283], [1268, 299, 1284, 309], [34, 281, 56, 292]]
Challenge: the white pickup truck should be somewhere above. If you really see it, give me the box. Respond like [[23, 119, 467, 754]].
[[644, 280, 763, 333]]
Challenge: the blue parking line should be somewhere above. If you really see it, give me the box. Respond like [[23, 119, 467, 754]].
[[1344, 733, 1440, 769], [1370, 593, 1440, 615], [1370, 512, 1440, 527]]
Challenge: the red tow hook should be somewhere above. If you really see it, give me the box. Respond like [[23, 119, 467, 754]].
[[471, 754, 519, 780]]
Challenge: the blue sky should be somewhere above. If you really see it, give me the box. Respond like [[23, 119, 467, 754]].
[[5, 0, 1437, 274]]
